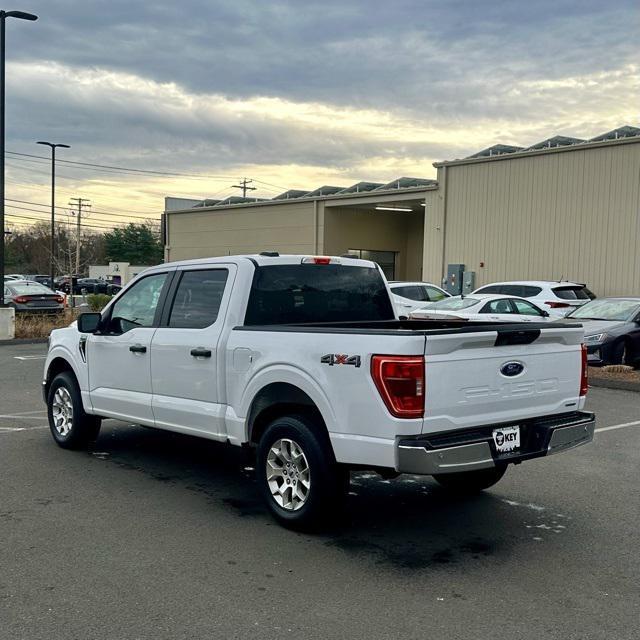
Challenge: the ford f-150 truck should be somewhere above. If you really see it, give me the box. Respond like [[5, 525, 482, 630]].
[[43, 254, 595, 527]]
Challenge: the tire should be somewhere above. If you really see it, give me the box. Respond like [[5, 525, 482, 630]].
[[611, 339, 631, 366], [256, 414, 349, 529], [433, 464, 507, 494], [47, 371, 101, 449]]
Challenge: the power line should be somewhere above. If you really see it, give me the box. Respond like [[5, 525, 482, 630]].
[[5, 211, 131, 231], [6, 150, 245, 181], [5, 198, 159, 222]]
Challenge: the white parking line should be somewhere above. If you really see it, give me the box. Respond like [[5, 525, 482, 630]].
[[0, 425, 48, 433], [0, 409, 46, 416], [0, 415, 47, 420], [13, 355, 47, 361], [595, 420, 640, 433]]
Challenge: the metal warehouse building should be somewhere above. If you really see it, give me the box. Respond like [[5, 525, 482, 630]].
[[163, 125, 640, 296]]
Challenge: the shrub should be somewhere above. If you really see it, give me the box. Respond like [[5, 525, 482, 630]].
[[86, 293, 112, 312], [15, 309, 80, 339]]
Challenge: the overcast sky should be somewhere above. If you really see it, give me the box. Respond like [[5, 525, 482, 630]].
[[3, 0, 638, 227]]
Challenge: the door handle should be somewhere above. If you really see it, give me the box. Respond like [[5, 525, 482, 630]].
[[129, 344, 147, 354], [190, 347, 212, 358]]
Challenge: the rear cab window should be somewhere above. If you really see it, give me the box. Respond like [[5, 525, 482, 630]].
[[244, 263, 395, 325]]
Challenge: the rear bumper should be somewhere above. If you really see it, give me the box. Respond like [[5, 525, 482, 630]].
[[395, 411, 595, 475]]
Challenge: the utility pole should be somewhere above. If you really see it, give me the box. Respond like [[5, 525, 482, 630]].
[[69, 197, 90, 276], [231, 178, 257, 198], [37, 141, 70, 288]]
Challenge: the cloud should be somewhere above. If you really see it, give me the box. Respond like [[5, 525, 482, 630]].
[[1, 0, 637, 218]]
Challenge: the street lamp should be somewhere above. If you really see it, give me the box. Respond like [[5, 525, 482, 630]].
[[37, 141, 70, 289], [0, 9, 38, 306]]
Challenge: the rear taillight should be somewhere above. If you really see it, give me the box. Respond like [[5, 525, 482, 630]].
[[371, 355, 425, 419], [580, 344, 588, 396], [545, 301, 571, 309], [301, 256, 337, 265], [13, 296, 28, 303]]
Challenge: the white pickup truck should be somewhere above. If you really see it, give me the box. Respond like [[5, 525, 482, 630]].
[[43, 254, 595, 527]]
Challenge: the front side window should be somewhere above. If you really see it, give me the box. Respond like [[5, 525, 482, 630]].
[[108, 273, 168, 334], [424, 286, 447, 301], [168, 269, 229, 329]]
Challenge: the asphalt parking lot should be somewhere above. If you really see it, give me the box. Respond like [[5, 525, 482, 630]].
[[1, 342, 639, 640]]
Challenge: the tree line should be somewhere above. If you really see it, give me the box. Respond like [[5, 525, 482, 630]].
[[5, 221, 163, 276]]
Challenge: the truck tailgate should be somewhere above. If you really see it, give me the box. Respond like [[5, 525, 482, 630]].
[[423, 325, 585, 433]]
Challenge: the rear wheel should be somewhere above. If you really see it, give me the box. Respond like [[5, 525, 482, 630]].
[[256, 414, 348, 529], [433, 464, 507, 494], [47, 371, 101, 449]]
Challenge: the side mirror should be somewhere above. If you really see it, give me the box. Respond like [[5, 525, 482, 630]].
[[77, 312, 101, 334], [542, 310, 550, 318]]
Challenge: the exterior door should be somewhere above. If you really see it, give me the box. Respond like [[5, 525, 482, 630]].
[[87, 271, 171, 424], [150, 265, 235, 437]]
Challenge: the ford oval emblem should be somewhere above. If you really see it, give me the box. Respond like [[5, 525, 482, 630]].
[[500, 361, 524, 377]]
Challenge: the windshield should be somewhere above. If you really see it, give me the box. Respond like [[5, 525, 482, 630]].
[[568, 299, 640, 321], [8, 283, 55, 295], [420, 297, 479, 311]]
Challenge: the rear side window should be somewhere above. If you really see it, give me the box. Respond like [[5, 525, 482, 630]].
[[244, 264, 395, 325], [392, 285, 426, 301], [481, 299, 514, 314], [553, 286, 591, 300], [477, 284, 541, 297], [168, 269, 229, 329], [474, 285, 501, 295]]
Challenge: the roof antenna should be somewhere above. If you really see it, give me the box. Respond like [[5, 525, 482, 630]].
[[558, 274, 564, 283]]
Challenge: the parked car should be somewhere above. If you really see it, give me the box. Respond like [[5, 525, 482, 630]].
[[564, 297, 640, 366], [23, 274, 55, 288], [75, 278, 121, 295], [409, 294, 551, 322], [388, 281, 451, 315], [43, 253, 594, 529], [472, 281, 595, 318], [4, 273, 25, 281], [4, 280, 65, 314]]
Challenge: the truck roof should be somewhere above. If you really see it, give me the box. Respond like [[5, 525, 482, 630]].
[[145, 254, 379, 271]]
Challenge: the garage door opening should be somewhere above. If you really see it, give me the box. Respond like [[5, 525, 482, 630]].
[[348, 249, 397, 279]]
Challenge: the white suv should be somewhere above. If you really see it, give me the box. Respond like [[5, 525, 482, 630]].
[[388, 281, 450, 315], [472, 281, 595, 318]]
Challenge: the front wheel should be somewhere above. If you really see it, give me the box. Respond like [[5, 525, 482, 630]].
[[256, 414, 348, 529], [433, 464, 507, 494], [47, 371, 101, 449]]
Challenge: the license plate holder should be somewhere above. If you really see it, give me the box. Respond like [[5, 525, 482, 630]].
[[492, 425, 520, 453]]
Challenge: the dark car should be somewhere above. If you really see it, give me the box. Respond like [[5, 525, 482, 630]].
[[3, 280, 65, 314], [565, 297, 640, 366], [75, 278, 121, 295]]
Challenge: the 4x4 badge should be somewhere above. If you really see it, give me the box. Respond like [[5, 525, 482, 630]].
[[321, 354, 361, 368]]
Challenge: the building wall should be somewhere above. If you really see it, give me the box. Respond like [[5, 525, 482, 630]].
[[323, 207, 424, 280], [166, 201, 318, 262], [423, 140, 640, 296]]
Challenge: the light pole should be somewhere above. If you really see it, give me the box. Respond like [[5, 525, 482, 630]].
[[37, 141, 70, 289], [0, 9, 37, 306]]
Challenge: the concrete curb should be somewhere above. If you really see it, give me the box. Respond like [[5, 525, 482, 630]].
[[588, 375, 640, 393], [0, 338, 49, 346]]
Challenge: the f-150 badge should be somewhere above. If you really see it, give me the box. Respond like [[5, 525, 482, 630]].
[[321, 354, 361, 368]]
